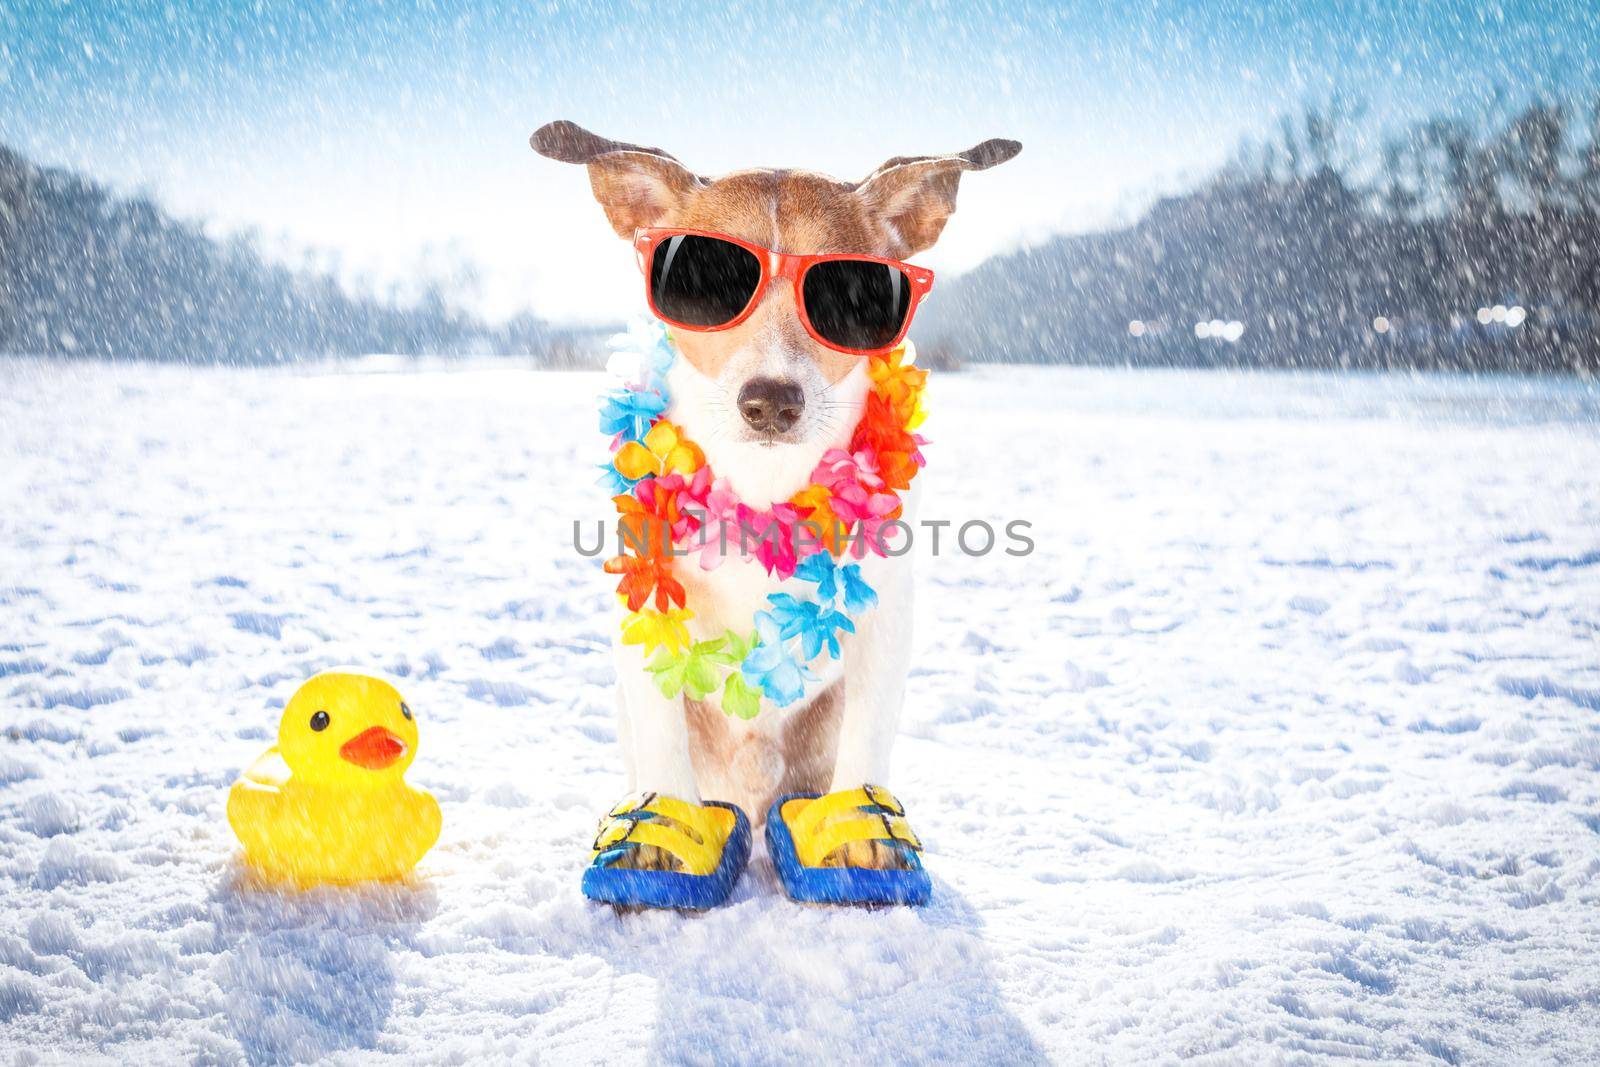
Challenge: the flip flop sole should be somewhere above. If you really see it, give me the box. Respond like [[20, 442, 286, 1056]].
[[582, 800, 751, 910], [765, 792, 932, 906]]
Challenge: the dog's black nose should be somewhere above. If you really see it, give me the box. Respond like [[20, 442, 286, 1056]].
[[737, 377, 804, 434]]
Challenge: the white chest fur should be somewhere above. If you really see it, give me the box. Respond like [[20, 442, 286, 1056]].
[[608, 348, 920, 805], [663, 357, 870, 508], [661, 356, 876, 705]]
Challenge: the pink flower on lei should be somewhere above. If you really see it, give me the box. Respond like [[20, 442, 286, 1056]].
[[636, 468, 712, 544], [738, 501, 804, 578], [811, 449, 901, 558], [813, 448, 885, 492], [688, 477, 745, 571]]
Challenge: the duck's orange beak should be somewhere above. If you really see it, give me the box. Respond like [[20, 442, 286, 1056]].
[[339, 726, 406, 770]]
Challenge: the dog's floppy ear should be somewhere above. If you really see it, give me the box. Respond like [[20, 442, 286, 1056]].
[[854, 138, 1021, 258], [530, 120, 705, 239]]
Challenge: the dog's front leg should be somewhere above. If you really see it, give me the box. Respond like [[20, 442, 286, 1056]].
[[613, 638, 701, 800], [829, 556, 915, 791]]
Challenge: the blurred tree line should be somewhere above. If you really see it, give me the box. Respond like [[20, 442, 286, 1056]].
[[0, 143, 577, 363], [920, 98, 1600, 372], [7, 98, 1600, 371]]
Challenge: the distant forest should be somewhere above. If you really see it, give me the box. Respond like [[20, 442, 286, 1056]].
[[920, 99, 1600, 372], [0, 143, 573, 363], [6, 99, 1600, 371]]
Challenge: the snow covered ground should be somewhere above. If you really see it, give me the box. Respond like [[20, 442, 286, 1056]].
[[2, 356, 1599, 1065]]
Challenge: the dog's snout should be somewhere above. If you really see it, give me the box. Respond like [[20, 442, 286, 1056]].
[[737, 377, 804, 434]]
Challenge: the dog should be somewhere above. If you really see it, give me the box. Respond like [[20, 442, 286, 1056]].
[[532, 120, 1019, 872]]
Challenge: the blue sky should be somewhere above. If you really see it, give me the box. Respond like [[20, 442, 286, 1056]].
[[3, 0, 1597, 322]]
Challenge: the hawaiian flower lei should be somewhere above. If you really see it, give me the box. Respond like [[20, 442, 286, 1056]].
[[597, 322, 929, 719]]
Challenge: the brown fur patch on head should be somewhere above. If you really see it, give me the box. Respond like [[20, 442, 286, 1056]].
[[663, 169, 881, 383], [530, 121, 1020, 383]]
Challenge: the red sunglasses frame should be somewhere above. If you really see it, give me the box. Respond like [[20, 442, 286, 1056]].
[[633, 227, 935, 357]]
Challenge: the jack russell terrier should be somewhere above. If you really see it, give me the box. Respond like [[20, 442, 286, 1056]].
[[532, 120, 1019, 907]]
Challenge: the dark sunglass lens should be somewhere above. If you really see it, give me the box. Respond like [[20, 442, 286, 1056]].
[[649, 235, 761, 327], [801, 260, 912, 351]]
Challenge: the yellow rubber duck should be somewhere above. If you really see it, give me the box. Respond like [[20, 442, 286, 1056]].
[[227, 670, 441, 886]]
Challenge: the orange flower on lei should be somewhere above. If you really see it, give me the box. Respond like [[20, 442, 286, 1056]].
[[604, 554, 686, 613], [867, 343, 928, 430], [613, 488, 680, 560], [852, 392, 922, 492], [613, 420, 703, 482], [791, 484, 848, 555], [607, 478, 692, 611]]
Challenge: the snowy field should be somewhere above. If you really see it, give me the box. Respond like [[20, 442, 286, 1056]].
[[2, 356, 1599, 1065]]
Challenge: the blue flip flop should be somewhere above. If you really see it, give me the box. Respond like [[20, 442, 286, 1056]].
[[765, 785, 932, 906], [581, 793, 751, 910]]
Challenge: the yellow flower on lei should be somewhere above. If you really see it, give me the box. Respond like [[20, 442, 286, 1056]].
[[613, 421, 704, 481], [620, 607, 695, 656], [791, 484, 847, 555], [867, 342, 928, 430]]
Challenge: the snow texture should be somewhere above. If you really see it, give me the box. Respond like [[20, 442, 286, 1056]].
[[2, 358, 1599, 1064]]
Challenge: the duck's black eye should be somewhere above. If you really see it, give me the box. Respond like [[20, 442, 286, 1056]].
[[400, 702, 413, 721], [310, 710, 330, 731]]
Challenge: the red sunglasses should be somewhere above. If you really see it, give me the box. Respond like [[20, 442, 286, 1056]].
[[633, 228, 934, 357]]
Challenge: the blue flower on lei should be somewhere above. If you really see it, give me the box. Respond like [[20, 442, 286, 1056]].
[[764, 592, 856, 661], [598, 386, 667, 443], [596, 460, 642, 496], [793, 554, 878, 614], [741, 611, 816, 707], [598, 322, 677, 444]]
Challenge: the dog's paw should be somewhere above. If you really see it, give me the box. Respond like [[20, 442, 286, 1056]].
[[828, 839, 913, 871], [605, 843, 678, 872]]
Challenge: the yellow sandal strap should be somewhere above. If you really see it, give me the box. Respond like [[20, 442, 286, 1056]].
[[788, 784, 905, 843], [798, 813, 922, 868], [606, 791, 726, 848], [591, 815, 720, 876]]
